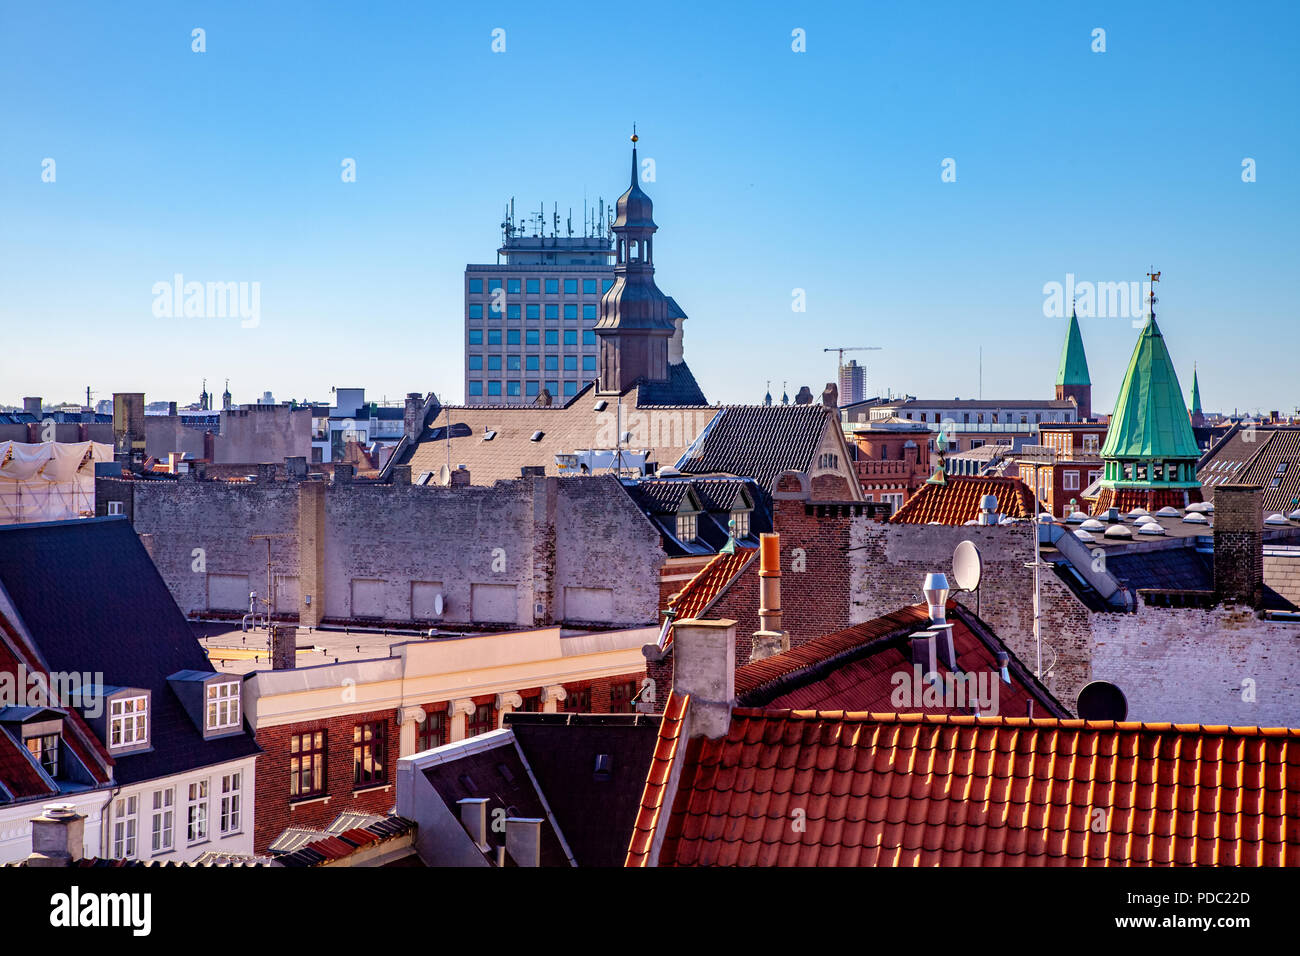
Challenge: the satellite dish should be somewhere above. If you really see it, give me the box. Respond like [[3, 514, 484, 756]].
[[1076, 681, 1128, 721], [433, 593, 444, 617], [952, 540, 982, 592], [438, 464, 450, 485]]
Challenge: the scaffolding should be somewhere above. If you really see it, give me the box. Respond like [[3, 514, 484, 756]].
[[0, 441, 113, 523]]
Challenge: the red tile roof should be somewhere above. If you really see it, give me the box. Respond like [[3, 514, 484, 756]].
[[734, 602, 1066, 719], [628, 706, 1300, 866], [662, 548, 757, 651], [626, 693, 690, 866], [890, 475, 1037, 525]]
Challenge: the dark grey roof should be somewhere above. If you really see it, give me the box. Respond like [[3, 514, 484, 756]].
[[621, 476, 769, 557], [0, 518, 260, 785], [505, 713, 661, 867], [1198, 425, 1300, 514], [635, 361, 708, 407], [675, 404, 832, 493], [421, 734, 569, 867], [1105, 548, 1214, 592]]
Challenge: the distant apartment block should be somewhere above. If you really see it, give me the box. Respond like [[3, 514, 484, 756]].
[[464, 203, 617, 405]]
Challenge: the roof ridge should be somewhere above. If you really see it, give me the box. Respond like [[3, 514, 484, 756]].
[[729, 708, 1300, 737]]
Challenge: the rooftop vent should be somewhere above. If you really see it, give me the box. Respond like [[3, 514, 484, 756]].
[[1104, 507, 1120, 523], [483, 429, 497, 441], [1066, 511, 1089, 524], [1185, 502, 1212, 513], [1103, 524, 1133, 539], [1136, 514, 1159, 525], [1080, 518, 1105, 531], [530, 431, 544, 442], [593, 400, 608, 412], [1156, 506, 1182, 517], [1137, 523, 1166, 535], [1073, 529, 1095, 542], [1126, 508, 1150, 519], [1182, 512, 1210, 524]]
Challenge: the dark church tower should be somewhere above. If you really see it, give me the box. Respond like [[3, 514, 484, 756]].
[[594, 131, 675, 393]]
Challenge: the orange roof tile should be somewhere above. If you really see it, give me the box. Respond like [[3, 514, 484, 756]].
[[1091, 486, 1203, 517], [661, 547, 757, 651], [627, 692, 691, 866], [631, 709, 1300, 867], [890, 475, 1037, 525]]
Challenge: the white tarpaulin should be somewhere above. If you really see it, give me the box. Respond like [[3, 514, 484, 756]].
[[0, 441, 114, 523]]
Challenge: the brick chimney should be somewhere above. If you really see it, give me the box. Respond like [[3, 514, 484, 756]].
[[333, 463, 354, 484], [270, 624, 297, 670], [23, 396, 42, 417], [285, 456, 307, 480], [27, 804, 85, 867], [403, 392, 425, 441], [392, 464, 412, 485], [672, 618, 736, 739], [256, 462, 276, 483], [449, 465, 471, 487], [822, 382, 839, 408], [750, 533, 788, 662], [1214, 484, 1264, 607]]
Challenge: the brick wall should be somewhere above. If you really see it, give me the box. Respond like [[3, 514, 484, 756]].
[[112, 474, 663, 630], [1091, 602, 1300, 726], [1213, 485, 1264, 606], [253, 706, 402, 853]]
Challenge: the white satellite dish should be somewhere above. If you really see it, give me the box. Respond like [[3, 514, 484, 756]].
[[438, 463, 450, 486], [433, 593, 444, 617], [952, 540, 982, 592]]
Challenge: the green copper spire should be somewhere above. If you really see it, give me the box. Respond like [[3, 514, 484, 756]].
[[1100, 315, 1201, 461], [1189, 364, 1202, 415], [1056, 306, 1091, 387]]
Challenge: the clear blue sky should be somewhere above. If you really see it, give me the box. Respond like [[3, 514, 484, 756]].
[[2, 1, 1296, 415]]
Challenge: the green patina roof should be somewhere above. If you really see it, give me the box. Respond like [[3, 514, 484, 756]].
[[1100, 315, 1201, 460], [1056, 308, 1091, 387], [1190, 366, 1202, 414]]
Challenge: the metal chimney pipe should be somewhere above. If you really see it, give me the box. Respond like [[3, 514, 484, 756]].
[[758, 533, 781, 634]]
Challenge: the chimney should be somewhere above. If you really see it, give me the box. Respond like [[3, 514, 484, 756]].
[[23, 396, 42, 417], [450, 464, 471, 487], [672, 618, 736, 739], [333, 463, 354, 484], [505, 817, 543, 867], [750, 533, 789, 662], [256, 462, 276, 483], [977, 494, 1000, 525], [822, 382, 839, 408], [285, 456, 307, 480], [1213, 484, 1264, 607], [457, 797, 491, 851], [168, 401, 178, 416], [403, 392, 424, 441], [910, 630, 937, 673], [27, 804, 85, 867], [392, 463, 412, 485], [536, 388, 552, 408], [270, 624, 297, 670]]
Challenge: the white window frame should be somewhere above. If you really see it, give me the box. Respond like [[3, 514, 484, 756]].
[[206, 681, 241, 732], [107, 500, 125, 515], [219, 772, 242, 836], [730, 509, 751, 539], [676, 512, 698, 543], [110, 694, 149, 750], [151, 787, 175, 854], [187, 780, 210, 845], [113, 794, 139, 859], [1063, 471, 1080, 491], [1088, 469, 1103, 485]]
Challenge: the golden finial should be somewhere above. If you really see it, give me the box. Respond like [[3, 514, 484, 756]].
[[631, 122, 638, 144]]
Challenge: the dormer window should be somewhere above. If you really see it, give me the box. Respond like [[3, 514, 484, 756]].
[[110, 694, 149, 750], [731, 509, 751, 539], [206, 681, 241, 732], [25, 732, 61, 778], [676, 512, 698, 543]]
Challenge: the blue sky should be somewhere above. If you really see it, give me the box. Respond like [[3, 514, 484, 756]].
[[1, 1, 1296, 415]]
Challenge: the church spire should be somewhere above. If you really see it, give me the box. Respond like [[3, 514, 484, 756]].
[[1055, 302, 1092, 420], [593, 129, 675, 393]]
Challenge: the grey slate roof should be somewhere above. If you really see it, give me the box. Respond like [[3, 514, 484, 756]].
[[675, 404, 833, 494], [635, 361, 708, 407], [0, 517, 260, 785]]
